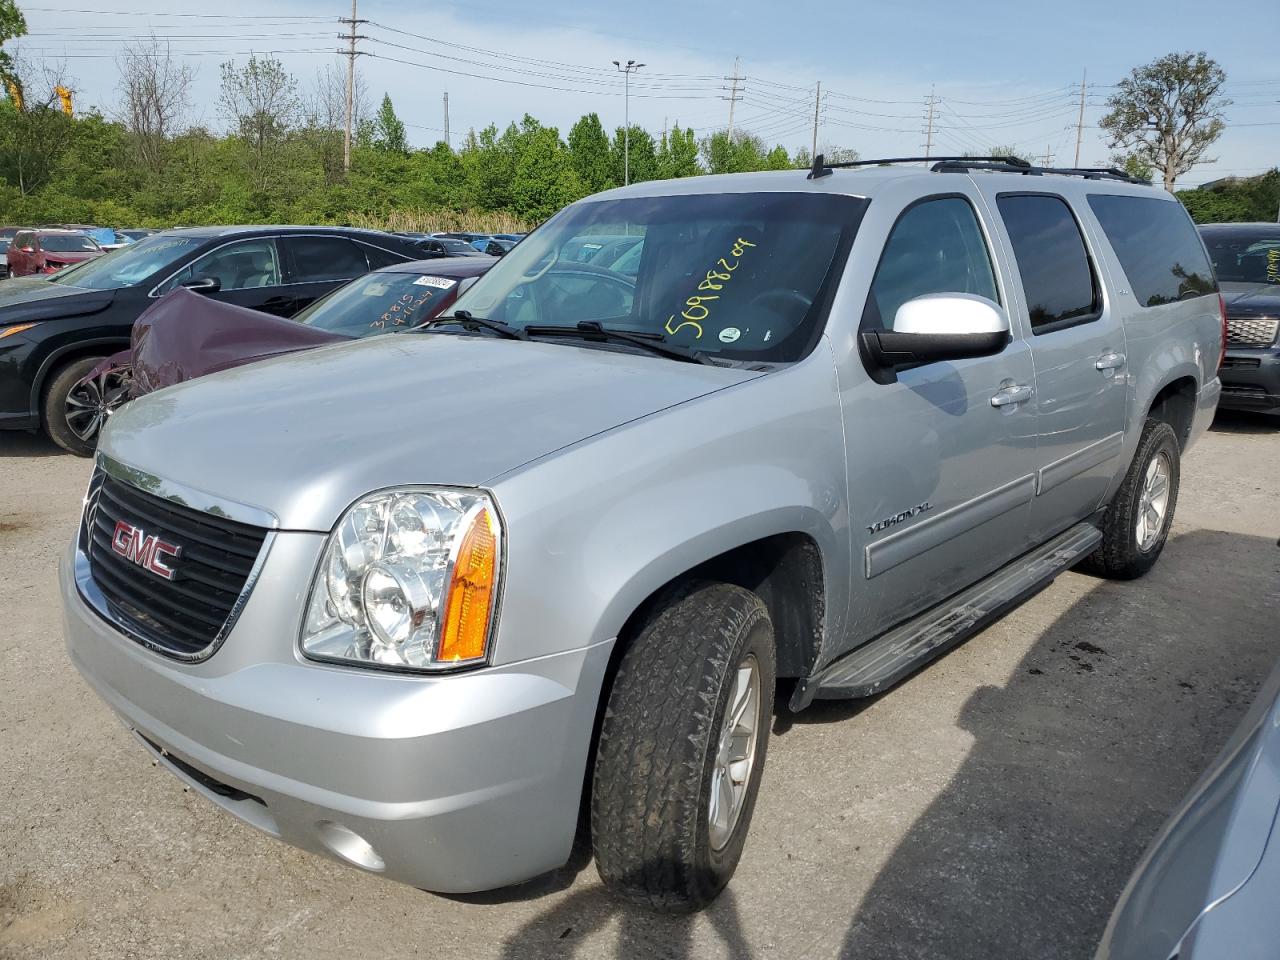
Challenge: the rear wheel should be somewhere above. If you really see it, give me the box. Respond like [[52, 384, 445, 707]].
[[591, 581, 775, 911], [43, 357, 128, 457], [1081, 418, 1180, 579]]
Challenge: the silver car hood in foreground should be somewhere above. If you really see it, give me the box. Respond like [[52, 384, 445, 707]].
[[100, 332, 761, 531]]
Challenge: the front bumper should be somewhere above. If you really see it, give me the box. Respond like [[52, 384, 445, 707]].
[[1218, 349, 1280, 412], [59, 537, 612, 893]]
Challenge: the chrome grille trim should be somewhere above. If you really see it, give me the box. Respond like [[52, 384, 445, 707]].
[[1225, 317, 1280, 349]]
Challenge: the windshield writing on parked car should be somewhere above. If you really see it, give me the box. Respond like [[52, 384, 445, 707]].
[[49, 234, 202, 290], [450, 192, 867, 362], [294, 271, 459, 337], [1204, 234, 1280, 285]]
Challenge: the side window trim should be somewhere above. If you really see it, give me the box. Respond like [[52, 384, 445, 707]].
[[995, 190, 1104, 337], [281, 235, 370, 285], [163, 237, 283, 295], [858, 190, 1004, 335]]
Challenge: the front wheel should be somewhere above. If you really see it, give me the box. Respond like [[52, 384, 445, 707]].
[[591, 581, 776, 911], [1081, 418, 1181, 579], [43, 358, 130, 457]]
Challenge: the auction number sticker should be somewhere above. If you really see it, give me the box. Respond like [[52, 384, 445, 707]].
[[413, 275, 457, 289], [665, 236, 757, 339]]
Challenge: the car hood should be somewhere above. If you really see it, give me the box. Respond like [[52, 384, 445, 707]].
[[101, 332, 762, 531], [1220, 282, 1280, 317], [131, 287, 349, 395], [0, 277, 115, 321]]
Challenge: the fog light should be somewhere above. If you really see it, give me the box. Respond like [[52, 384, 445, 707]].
[[317, 821, 385, 872]]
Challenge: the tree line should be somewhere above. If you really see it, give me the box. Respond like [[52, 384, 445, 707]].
[[0, 4, 1273, 231]]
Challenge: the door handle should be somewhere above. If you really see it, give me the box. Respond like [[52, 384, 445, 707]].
[[1095, 352, 1126, 372], [990, 383, 1034, 407]]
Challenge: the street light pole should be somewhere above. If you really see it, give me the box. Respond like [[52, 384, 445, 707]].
[[613, 59, 644, 185]]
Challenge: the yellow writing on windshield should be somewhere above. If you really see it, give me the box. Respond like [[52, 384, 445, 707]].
[[1268, 248, 1279, 284], [665, 237, 757, 339]]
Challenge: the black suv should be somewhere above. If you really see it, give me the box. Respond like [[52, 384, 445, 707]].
[[1200, 223, 1280, 415], [0, 226, 428, 453]]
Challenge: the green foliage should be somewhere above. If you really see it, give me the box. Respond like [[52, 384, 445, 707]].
[[0, 0, 26, 87], [567, 112, 614, 192], [657, 126, 699, 179], [610, 124, 657, 184], [1178, 170, 1280, 224], [1100, 51, 1228, 190], [372, 93, 407, 154]]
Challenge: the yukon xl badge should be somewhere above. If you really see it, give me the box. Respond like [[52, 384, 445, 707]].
[[111, 520, 182, 581], [868, 502, 932, 535]]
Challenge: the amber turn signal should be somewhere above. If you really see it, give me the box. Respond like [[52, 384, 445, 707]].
[[0, 323, 36, 340], [438, 505, 500, 663]]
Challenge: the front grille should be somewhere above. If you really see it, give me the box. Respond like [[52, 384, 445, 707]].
[[1226, 317, 1279, 348], [83, 471, 269, 657]]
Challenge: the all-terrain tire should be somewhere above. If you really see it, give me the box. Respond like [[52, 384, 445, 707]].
[[42, 357, 105, 457], [591, 581, 776, 912], [1080, 418, 1181, 580]]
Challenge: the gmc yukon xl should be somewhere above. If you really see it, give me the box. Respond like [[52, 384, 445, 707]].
[[60, 156, 1223, 911]]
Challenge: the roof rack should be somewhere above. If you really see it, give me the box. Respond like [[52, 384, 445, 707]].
[[806, 153, 1151, 186]]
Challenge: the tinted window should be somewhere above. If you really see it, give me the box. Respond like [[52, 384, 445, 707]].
[[864, 197, 999, 330], [453, 192, 866, 363], [161, 239, 282, 292], [285, 236, 369, 282], [360, 243, 409, 270], [1200, 230, 1280, 286], [997, 194, 1098, 332], [1088, 195, 1216, 305]]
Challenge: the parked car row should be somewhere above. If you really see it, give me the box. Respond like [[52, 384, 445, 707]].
[[0, 224, 160, 279], [0, 225, 462, 453]]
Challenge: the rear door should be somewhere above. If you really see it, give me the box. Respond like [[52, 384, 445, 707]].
[[843, 190, 1041, 644], [989, 192, 1128, 540], [279, 235, 375, 311]]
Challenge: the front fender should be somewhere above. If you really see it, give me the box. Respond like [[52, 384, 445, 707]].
[[486, 342, 850, 668]]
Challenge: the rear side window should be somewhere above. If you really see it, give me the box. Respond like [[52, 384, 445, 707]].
[[996, 194, 1099, 333], [1087, 195, 1217, 305], [284, 236, 369, 283], [863, 196, 999, 330], [360, 243, 409, 270]]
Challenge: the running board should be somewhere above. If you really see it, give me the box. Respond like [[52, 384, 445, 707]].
[[791, 522, 1102, 710]]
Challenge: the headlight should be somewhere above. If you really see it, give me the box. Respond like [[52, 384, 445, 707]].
[[301, 488, 503, 672]]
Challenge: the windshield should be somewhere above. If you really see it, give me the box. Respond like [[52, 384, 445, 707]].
[[452, 192, 866, 362], [41, 234, 100, 253], [295, 271, 460, 337], [49, 234, 202, 289], [1203, 232, 1280, 285], [438, 237, 479, 254]]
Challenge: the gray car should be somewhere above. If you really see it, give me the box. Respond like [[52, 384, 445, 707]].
[[1097, 653, 1280, 959], [60, 156, 1223, 911]]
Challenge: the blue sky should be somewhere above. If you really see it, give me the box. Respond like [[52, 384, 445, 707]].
[[11, 0, 1278, 186]]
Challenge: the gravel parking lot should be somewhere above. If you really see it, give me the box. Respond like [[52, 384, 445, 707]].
[[2, 413, 1278, 960]]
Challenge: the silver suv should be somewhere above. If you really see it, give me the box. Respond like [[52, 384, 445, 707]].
[[60, 157, 1224, 911]]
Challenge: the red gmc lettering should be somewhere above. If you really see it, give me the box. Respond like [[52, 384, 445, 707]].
[[111, 520, 181, 581]]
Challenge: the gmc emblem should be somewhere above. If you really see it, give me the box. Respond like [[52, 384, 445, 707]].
[[111, 520, 181, 581]]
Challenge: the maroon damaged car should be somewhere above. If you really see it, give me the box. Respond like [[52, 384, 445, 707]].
[[69, 257, 493, 453]]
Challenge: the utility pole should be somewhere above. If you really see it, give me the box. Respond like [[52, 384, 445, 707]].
[[613, 59, 644, 185], [811, 80, 822, 160], [1041, 145, 1055, 167], [923, 85, 937, 160], [1074, 68, 1087, 167], [723, 57, 743, 139], [339, 0, 366, 174], [443, 90, 451, 149]]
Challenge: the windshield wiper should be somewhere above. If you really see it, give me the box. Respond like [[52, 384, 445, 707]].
[[420, 310, 527, 340], [523, 321, 714, 365]]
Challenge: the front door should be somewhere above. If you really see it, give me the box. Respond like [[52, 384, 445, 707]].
[[841, 191, 1040, 648], [988, 192, 1129, 540], [158, 238, 296, 316]]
